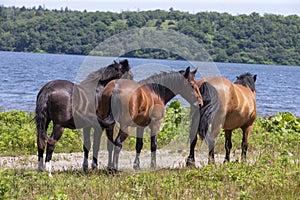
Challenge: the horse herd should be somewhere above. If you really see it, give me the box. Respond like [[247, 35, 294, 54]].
[[35, 59, 257, 175]]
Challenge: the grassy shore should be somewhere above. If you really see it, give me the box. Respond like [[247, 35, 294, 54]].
[[0, 107, 299, 199]]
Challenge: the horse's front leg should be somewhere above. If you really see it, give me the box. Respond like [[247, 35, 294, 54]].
[[150, 121, 160, 170], [186, 107, 200, 167], [133, 127, 145, 170], [45, 124, 64, 176], [112, 127, 129, 173], [82, 127, 91, 171], [186, 133, 198, 167]]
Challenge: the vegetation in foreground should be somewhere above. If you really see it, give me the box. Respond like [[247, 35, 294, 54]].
[[1, 160, 299, 200], [0, 102, 299, 199]]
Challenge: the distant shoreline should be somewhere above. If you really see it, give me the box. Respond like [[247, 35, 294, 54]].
[[0, 6, 299, 66]]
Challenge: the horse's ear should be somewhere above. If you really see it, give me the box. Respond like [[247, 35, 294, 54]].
[[184, 66, 191, 78], [191, 68, 198, 75], [253, 74, 257, 82], [120, 59, 129, 67], [114, 60, 118, 64]]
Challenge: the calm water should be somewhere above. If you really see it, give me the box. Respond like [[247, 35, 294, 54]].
[[0, 51, 299, 116]]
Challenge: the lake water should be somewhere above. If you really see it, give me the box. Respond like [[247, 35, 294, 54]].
[[0, 51, 299, 117]]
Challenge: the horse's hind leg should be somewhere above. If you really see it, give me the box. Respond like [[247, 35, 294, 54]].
[[207, 137, 216, 164], [45, 124, 64, 176], [113, 127, 129, 172], [83, 127, 91, 171], [241, 125, 253, 162], [224, 130, 233, 162], [133, 127, 144, 170], [37, 119, 50, 172], [106, 126, 114, 170], [91, 126, 102, 169], [207, 128, 219, 164]]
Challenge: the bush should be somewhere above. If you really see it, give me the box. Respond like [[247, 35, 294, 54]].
[[0, 111, 82, 156]]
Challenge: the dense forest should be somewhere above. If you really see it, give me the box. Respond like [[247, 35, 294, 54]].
[[0, 6, 299, 65]]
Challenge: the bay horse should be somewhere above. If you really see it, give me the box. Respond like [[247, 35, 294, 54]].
[[98, 67, 203, 172], [35, 59, 132, 175], [186, 72, 257, 166]]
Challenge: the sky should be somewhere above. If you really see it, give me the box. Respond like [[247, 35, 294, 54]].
[[1, 0, 300, 16]]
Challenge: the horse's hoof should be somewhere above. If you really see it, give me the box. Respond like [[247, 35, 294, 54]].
[[186, 158, 196, 168], [38, 160, 44, 172], [82, 159, 88, 171], [91, 162, 98, 170], [45, 161, 52, 174], [106, 167, 118, 175], [150, 164, 156, 171], [133, 163, 140, 171], [82, 165, 88, 172], [207, 160, 215, 165]]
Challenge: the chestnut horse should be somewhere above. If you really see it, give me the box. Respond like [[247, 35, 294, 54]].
[[98, 67, 203, 172], [35, 59, 132, 175], [186, 72, 257, 166]]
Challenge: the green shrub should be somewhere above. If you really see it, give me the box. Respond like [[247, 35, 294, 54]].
[[0, 108, 299, 158], [0, 111, 82, 156]]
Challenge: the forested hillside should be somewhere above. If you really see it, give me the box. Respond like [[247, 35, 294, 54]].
[[0, 6, 299, 65]]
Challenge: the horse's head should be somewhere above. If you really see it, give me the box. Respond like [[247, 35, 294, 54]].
[[179, 66, 203, 106], [234, 72, 257, 92], [103, 59, 133, 82]]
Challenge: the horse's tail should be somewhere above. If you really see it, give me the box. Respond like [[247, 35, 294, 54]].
[[97, 93, 117, 129], [97, 106, 115, 129], [198, 82, 220, 140], [35, 88, 49, 149]]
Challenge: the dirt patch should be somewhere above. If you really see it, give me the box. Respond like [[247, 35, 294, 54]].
[[0, 149, 230, 172]]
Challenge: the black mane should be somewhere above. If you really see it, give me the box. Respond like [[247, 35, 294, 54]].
[[138, 71, 187, 91], [234, 72, 256, 92], [80, 60, 132, 86], [80, 65, 111, 85]]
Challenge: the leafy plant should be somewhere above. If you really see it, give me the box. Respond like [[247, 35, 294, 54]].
[[0, 111, 82, 156]]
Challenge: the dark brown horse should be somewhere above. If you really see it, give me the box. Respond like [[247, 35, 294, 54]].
[[186, 73, 257, 166], [35, 59, 132, 175], [98, 67, 203, 172]]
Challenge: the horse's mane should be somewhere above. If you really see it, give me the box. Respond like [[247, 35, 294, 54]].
[[138, 71, 185, 92], [234, 72, 256, 92], [80, 65, 111, 85], [139, 71, 184, 84]]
